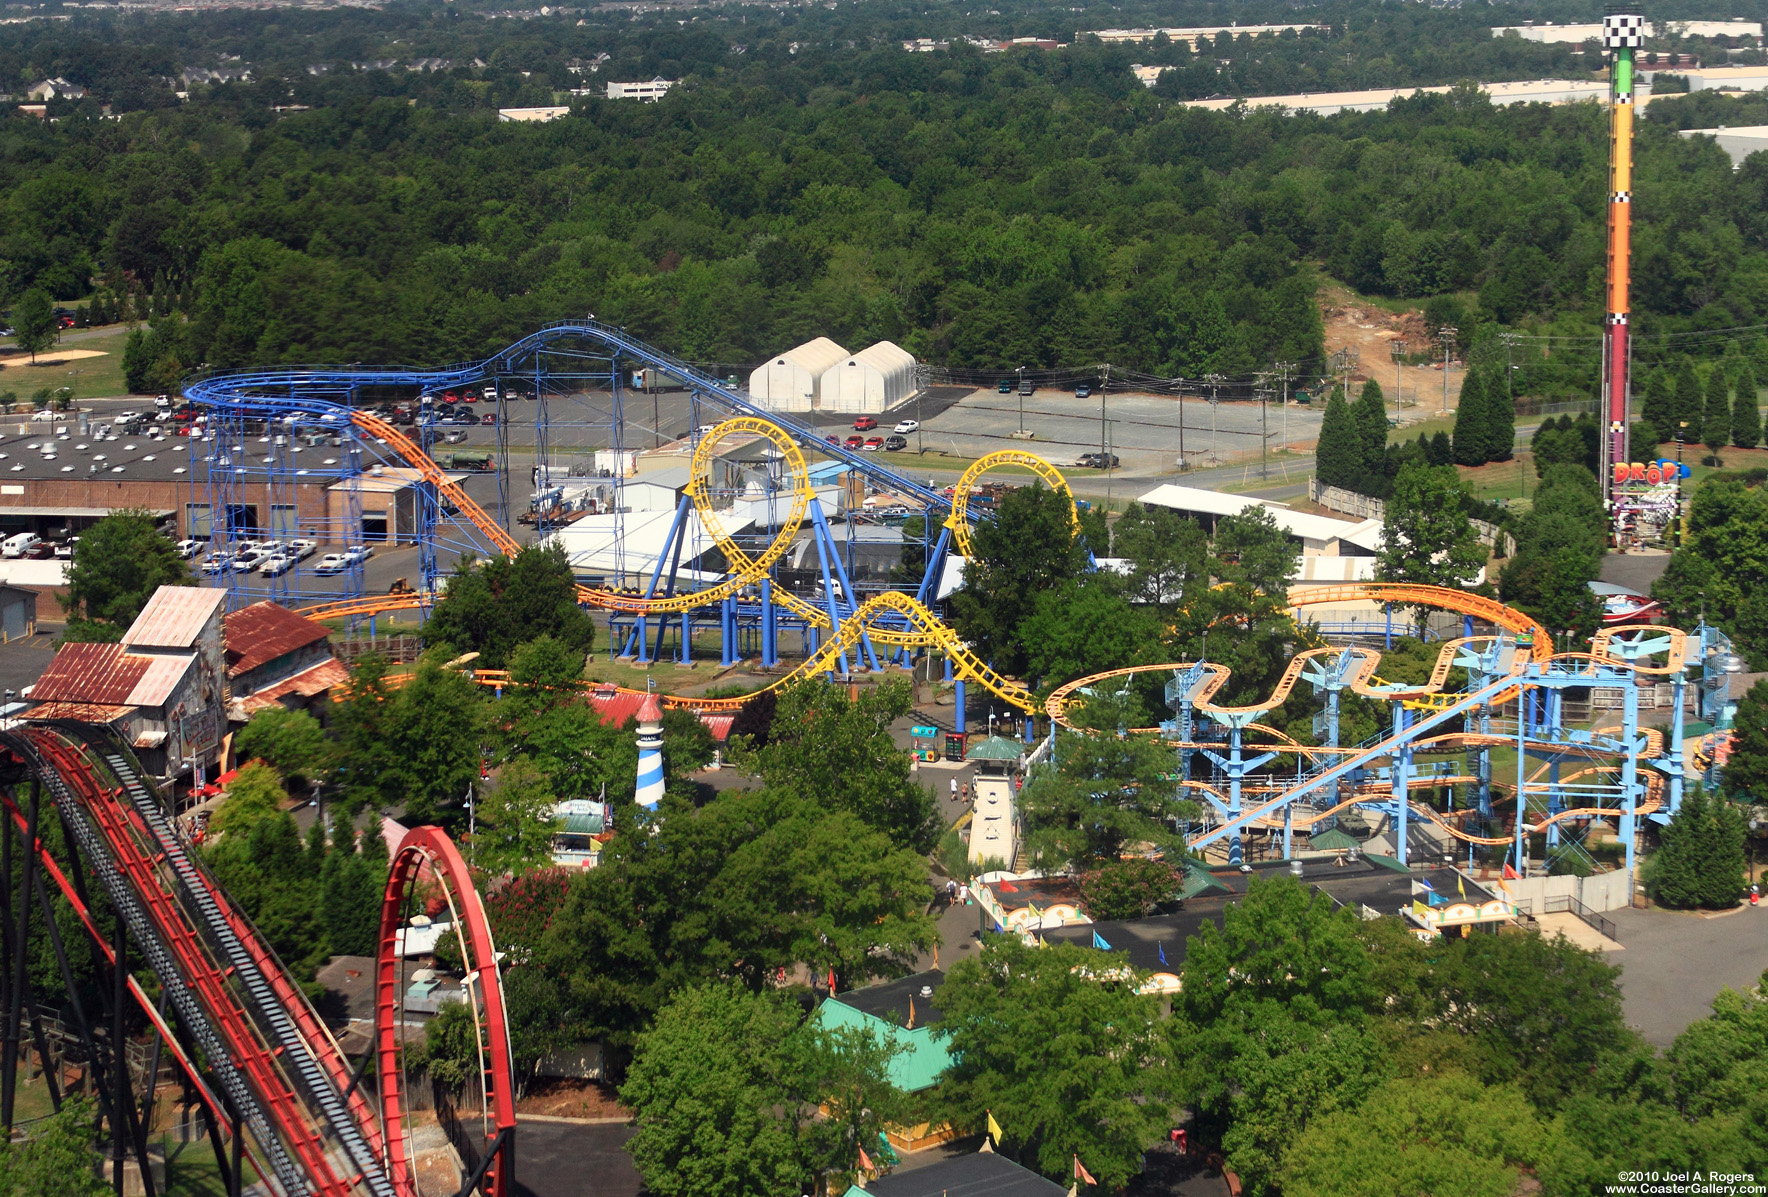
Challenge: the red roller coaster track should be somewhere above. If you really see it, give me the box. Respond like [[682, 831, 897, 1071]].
[[0, 725, 515, 1197]]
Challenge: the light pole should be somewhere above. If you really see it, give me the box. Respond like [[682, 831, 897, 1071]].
[[1389, 339, 1407, 408], [1437, 326, 1458, 415], [1275, 360, 1295, 459], [1016, 366, 1025, 433]]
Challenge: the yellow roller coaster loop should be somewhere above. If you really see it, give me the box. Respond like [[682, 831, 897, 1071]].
[[945, 450, 1080, 559]]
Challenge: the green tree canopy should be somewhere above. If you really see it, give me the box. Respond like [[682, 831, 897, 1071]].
[[1676, 358, 1705, 446], [1352, 378, 1388, 475], [1451, 371, 1488, 466], [11, 287, 57, 363], [948, 483, 1088, 676], [470, 758, 560, 880], [1723, 680, 1768, 800], [1704, 367, 1733, 457], [234, 707, 338, 791], [62, 509, 190, 639], [1640, 368, 1675, 445], [422, 543, 596, 670], [1646, 788, 1747, 910], [934, 935, 1177, 1190], [1376, 462, 1486, 598], [1733, 363, 1761, 449], [620, 983, 906, 1197], [1313, 388, 1363, 491], [1109, 502, 1207, 606]]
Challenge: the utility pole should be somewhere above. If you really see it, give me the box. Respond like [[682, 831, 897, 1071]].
[[1500, 330, 1519, 403], [1275, 360, 1296, 459], [1204, 373, 1225, 465], [1177, 378, 1186, 472], [1253, 372, 1273, 480], [1390, 339, 1407, 408], [1437, 326, 1458, 415], [1016, 366, 1025, 433]]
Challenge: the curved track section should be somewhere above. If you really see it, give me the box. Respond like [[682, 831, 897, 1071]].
[[376, 828, 515, 1197], [0, 727, 513, 1197], [946, 450, 1080, 560]]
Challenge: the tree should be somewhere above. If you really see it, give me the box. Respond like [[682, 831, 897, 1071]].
[[373, 659, 485, 829], [1214, 506, 1298, 596], [11, 288, 57, 364], [934, 936, 1177, 1190], [1451, 370, 1488, 466], [1018, 689, 1197, 871], [620, 983, 906, 1197], [62, 510, 190, 638], [1426, 429, 1452, 467], [1313, 388, 1363, 491], [320, 821, 387, 958], [1280, 1075, 1544, 1197], [1733, 363, 1762, 449], [1021, 579, 1163, 688], [1640, 368, 1674, 446], [1704, 368, 1732, 460], [1109, 502, 1207, 606], [1352, 378, 1388, 476], [741, 679, 937, 848], [1376, 462, 1485, 601], [470, 758, 560, 880], [206, 762, 289, 840], [422, 543, 596, 670], [1723, 680, 1768, 800], [1675, 358, 1705, 447], [498, 635, 631, 801], [948, 483, 1088, 675], [1173, 875, 1384, 1192], [234, 707, 337, 791], [0, 1093, 109, 1197], [1652, 481, 1768, 665], [1483, 368, 1514, 462], [1078, 857, 1179, 920], [1647, 788, 1747, 911]]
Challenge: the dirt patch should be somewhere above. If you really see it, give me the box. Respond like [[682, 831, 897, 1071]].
[[1318, 283, 1457, 409], [514, 1078, 630, 1121], [0, 349, 108, 368]]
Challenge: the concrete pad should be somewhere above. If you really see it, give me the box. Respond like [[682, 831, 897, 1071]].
[[1536, 911, 1623, 952], [1612, 905, 1768, 1047]]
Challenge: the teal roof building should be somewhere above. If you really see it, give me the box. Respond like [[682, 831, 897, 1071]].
[[815, 970, 952, 1093]]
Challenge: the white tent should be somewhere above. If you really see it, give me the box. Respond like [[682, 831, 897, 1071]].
[[747, 337, 848, 412], [820, 341, 918, 414]]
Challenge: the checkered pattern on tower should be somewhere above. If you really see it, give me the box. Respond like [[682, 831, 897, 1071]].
[[1603, 13, 1646, 48]]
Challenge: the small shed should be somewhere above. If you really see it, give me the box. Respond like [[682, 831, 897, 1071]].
[[747, 337, 849, 412], [820, 341, 917, 414]]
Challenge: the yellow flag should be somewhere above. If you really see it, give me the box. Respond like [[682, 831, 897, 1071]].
[[1457, 875, 1467, 899], [987, 1111, 1004, 1143]]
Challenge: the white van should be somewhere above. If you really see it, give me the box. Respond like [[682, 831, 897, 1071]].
[[2, 533, 40, 559]]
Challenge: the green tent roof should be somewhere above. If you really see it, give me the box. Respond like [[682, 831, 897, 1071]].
[[1309, 828, 1360, 851], [1177, 857, 1231, 900], [965, 735, 1025, 762]]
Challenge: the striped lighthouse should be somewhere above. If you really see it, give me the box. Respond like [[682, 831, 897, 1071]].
[[1603, 3, 1645, 514], [635, 691, 665, 809]]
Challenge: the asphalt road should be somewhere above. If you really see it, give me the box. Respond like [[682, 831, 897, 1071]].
[[1611, 904, 1768, 1047]]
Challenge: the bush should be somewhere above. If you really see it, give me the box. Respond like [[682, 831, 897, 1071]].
[[1079, 857, 1181, 920]]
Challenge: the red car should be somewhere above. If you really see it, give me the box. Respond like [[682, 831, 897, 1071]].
[[844, 434, 865, 448], [863, 436, 884, 451], [481, 413, 497, 426], [852, 416, 878, 431], [824, 435, 840, 445]]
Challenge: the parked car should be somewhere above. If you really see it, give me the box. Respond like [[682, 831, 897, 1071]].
[[53, 537, 78, 560], [883, 434, 908, 451], [824, 435, 840, 445], [997, 379, 1014, 393], [863, 436, 884, 451], [481, 413, 498, 426], [201, 554, 232, 576], [288, 539, 318, 560], [260, 555, 296, 577], [314, 554, 348, 576], [22, 542, 54, 560], [1075, 452, 1120, 470], [29, 410, 55, 422], [843, 434, 865, 448], [343, 544, 374, 565], [1075, 385, 1091, 399], [1018, 380, 1033, 396], [174, 539, 202, 559], [852, 416, 878, 431], [893, 419, 919, 434]]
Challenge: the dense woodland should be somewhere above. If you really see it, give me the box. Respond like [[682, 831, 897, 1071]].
[[0, 2, 1766, 393]]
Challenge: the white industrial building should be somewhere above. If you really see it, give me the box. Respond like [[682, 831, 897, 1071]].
[[1680, 124, 1768, 166], [748, 337, 849, 412], [1493, 20, 1761, 42], [819, 341, 919, 414], [605, 77, 676, 101], [1644, 65, 1768, 94], [1177, 78, 1608, 116]]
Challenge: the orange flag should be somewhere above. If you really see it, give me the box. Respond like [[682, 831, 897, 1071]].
[[1074, 1155, 1097, 1185]]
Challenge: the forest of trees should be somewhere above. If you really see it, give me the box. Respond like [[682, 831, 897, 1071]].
[[0, 2, 1765, 396]]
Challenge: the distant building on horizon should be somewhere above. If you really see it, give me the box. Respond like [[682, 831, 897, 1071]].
[[605, 77, 676, 101]]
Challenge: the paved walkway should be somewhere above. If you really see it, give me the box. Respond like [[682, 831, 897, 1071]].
[[1612, 904, 1768, 1047], [1537, 912, 1623, 953]]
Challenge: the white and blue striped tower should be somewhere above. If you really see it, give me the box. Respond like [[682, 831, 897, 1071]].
[[635, 692, 665, 809]]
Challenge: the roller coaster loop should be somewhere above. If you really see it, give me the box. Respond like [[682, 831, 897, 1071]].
[[945, 450, 1081, 560]]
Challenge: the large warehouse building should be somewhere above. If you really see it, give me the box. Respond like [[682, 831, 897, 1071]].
[[748, 337, 849, 412], [821, 342, 918, 414]]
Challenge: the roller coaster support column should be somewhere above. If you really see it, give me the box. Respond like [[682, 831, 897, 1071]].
[[809, 501, 880, 673], [720, 597, 738, 667], [910, 527, 952, 670], [1514, 675, 1533, 875], [760, 579, 781, 671], [1393, 703, 1412, 866], [1201, 714, 1278, 866], [1163, 662, 1212, 783], [1620, 676, 1642, 871], [955, 681, 967, 733]]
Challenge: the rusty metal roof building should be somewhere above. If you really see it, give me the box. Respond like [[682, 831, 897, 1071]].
[[28, 643, 150, 705], [224, 601, 332, 679], [121, 587, 225, 652]]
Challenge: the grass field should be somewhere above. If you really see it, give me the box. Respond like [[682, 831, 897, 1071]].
[[0, 327, 133, 403]]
